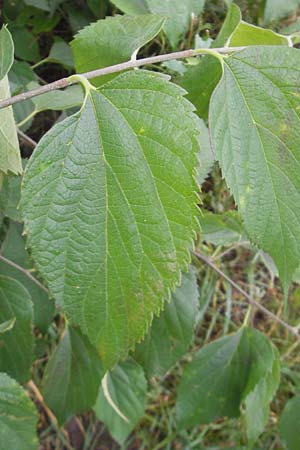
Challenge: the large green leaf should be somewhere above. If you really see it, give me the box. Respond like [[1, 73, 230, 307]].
[[210, 46, 300, 292], [0, 27, 22, 175], [0, 276, 34, 383], [0, 26, 14, 80], [42, 327, 103, 424], [176, 327, 280, 444], [0, 222, 54, 332], [134, 267, 199, 376], [21, 71, 200, 368], [0, 26, 21, 173], [280, 396, 300, 450], [0, 373, 38, 450], [94, 359, 147, 444], [71, 14, 165, 86]]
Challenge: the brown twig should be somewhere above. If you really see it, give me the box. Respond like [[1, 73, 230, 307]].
[[193, 250, 300, 339], [0, 46, 245, 110], [0, 254, 49, 293], [17, 129, 37, 148]]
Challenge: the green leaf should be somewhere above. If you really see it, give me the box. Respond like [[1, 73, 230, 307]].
[[47, 38, 74, 69], [199, 211, 246, 246], [0, 26, 14, 81], [210, 46, 300, 292], [213, 3, 241, 48], [0, 171, 22, 221], [146, 0, 205, 48], [0, 317, 16, 333], [8, 63, 37, 130], [111, 0, 205, 48], [0, 275, 34, 383], [8, 61, 38, 95], [0, 222, 54, 332], [112, 0, 149, 14], [228, 21, 290, 46], [21, 71, 200, 368], [24, 0, 52, 11], [134, 268, 199, 377], [0, 372, 38, 450], [32, 84, 83, 112], [71, 14, 165, 86], [244, 350, 280, 445], [264, 0, 299, 22], [280, 396, 300, 450], [176, 327, 280, 444], [94, 359, 147, 444], [10, 26, 40, 63], [42, 327, 103, 424], [0, 77, 22, 175], [197, 120, 215, 185]]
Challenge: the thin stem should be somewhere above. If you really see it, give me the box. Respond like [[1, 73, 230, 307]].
[[17, 110, 37, 128], [193, 250, 300, 340], [0, 254, 49, 294], [31, 58, 49, 70], [17, 129, 38, 148], [0, 46, 245, 110], [28, 380, 74, 450], [28, 380, 58, 427]]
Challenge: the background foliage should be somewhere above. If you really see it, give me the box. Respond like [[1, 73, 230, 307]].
[[1, 0, 300, 449]]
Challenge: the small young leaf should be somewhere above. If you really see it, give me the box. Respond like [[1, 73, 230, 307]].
[[213, 3, 241, 48], [0, 276, 34, 383], [210, 46, 300, 292], [0, 222, 54, 332], [0, 26, 14, 81], [228, 21, 290, 46], [71, 14, 165, 86], [0, 372, 38, 450], [94, 359, 147, 444], [176, 327, 280, 444], [134, 268, 199, 377], [21, 71, 200, 368], [280, 396, 300, 450], [42, 327, 103, 424]]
